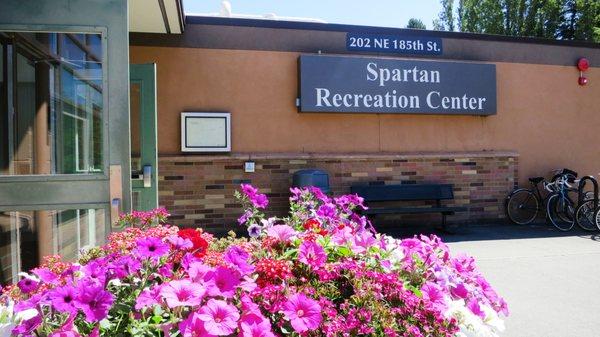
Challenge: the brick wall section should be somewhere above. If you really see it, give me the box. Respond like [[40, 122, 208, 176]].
[[158, 152, 518, 234]]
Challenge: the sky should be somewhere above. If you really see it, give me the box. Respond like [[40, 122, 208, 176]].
[[183, 0, 442, 29]]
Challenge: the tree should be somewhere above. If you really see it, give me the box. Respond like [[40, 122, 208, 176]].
[[434, 0, 600, 41], [407, 18, 427, 29], [434, 0, 455, 31]]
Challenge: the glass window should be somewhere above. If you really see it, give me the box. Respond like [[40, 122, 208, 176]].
[[0, 31, 104, 175], [0, 43, 7, 175], [0, 208, 105, 286]]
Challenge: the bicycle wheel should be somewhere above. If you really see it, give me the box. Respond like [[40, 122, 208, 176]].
[[575, 199, 598, 231], [546, 193, 575, 231], [506, 189, 539, 225]]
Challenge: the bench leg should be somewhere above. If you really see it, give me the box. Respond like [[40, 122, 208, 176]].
[[442, 213, 447, 231], [439, 213, 455, 234]]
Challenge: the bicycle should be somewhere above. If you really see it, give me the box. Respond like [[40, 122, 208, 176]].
[[545, 173, 579, 231], [574, 176, 599, 231], [505, 169, 578, 228]]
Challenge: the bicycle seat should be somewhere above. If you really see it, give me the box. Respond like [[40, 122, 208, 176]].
[[529, 177, 544, 184]]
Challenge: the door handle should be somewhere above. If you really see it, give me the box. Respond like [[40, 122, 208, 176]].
[[111, 198, 121, 226], [143, 165, 152, 188]]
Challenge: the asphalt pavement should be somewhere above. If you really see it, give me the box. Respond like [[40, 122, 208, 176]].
[[403, 222, 600, 337]]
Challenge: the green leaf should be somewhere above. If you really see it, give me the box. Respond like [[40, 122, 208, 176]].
[[336, 246, 352, 257]]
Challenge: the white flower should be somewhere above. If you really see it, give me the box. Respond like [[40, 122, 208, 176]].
[[260, 217, 278, 228], [446, 299, 503, 337], [482, 305, 506, 333], [0, 302, 38, 336], [17, 272, 40, 283]]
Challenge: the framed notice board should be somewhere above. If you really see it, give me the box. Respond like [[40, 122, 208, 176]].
[[181, 112, 231, 152]]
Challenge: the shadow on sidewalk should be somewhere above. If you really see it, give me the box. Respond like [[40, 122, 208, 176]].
[[378, 221, 600, 243]]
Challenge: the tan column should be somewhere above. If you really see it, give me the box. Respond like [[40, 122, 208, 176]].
[[34, 62, 53, 260]]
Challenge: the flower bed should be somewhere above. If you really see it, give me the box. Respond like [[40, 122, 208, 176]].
[[1, 185, 507, 337]]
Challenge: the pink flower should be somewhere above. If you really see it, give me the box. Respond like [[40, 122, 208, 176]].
[[421, 282, 446, 311], [206, 266, 240, 298], [196, 299, 240, 336], [179, 312, 216, 337], [161, 279, 205, 308], [49, 314, 81, 337], [224, 246, 254, 275], [17, 275, 39, 294], [451, 282, 469, 299], [134, 237, 170, 260], [351, 231, 377, 254], [240, 184, 269, 209], [316, 203, 337, 219], [298, 241, 327, 269], [167, 235, 193, 250], [74, 282, 114, 322], [135, 285, 162, 310], [467, 298, 485, 318], [187, 262, 213, 282], [239, 321, 275, 337], [282, 293, 322, 333], [266, 225, 297, 242], [48, 285, 78, 315]]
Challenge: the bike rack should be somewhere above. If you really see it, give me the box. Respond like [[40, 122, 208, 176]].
[[578, 176, 599, 211]]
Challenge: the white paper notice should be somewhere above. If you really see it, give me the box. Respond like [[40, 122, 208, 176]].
[[186, 117, 226, 147]]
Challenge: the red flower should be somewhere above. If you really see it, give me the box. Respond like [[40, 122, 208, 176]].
[[178, 228, 209, 258], [303, 219, 328, 236], [303, 219, 320, 230]]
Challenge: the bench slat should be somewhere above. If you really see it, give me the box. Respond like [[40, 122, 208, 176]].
[[351, 184, 455, 202], [364, 206, 467, 215]]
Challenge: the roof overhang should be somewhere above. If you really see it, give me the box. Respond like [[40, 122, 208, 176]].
[[129, 0, 185, 34]]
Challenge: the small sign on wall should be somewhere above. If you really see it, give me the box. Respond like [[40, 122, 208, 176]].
[[181, 112, 231, 152]]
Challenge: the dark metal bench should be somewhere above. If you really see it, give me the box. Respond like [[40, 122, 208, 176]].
[[350, 183, 467, 230]]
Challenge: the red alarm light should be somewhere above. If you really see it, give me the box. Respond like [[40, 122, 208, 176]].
[[577, 58, 589, 72]]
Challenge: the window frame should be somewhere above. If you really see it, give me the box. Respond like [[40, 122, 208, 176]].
[[0, 24, 109, 181]]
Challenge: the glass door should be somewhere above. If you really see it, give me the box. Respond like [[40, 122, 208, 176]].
[[0, 30, 120, 286], [130, 64, 158, 211]]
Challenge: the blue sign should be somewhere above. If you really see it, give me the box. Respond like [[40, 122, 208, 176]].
[[298, 55, 496, 115], [346, 33, 443, 55]]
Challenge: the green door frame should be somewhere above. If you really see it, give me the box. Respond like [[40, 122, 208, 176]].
[[130, 64, 158, 211], [0, 0, 131, 215]]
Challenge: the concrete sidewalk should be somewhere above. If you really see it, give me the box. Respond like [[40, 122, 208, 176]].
[[440, 224, 600, 337]]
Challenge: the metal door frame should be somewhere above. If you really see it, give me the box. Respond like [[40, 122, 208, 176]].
[[130, 63, 158, 211]]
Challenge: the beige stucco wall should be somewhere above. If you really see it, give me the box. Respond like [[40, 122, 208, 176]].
[[130, 46, 600, 185]]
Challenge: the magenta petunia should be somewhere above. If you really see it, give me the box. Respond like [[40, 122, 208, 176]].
[[240, 184, 269, 209], [282, 293, 322, 333], [12, 313, 42, 336], [266, 225, 297, 242], [421, 282, 446, 311], [74, 281, 114, 322], [134, 237, 170, 260], [135, 285, 162, 310], [48, 285, 78, 315], [205, 266, 240, 298], [196, 299, 240, 336], [82, 260, 107, 285], [298, 241, 327, 270], [316, 203, 337, 219], [224, 246, 254, 275], [451, 282, 469, 299], [179, 312, 215, 337], [167, 235, 194, 250], [160, 279, 205, 308], [467, 298, 486, 318], [17, 275, 40, 294], [187, 262, 213, 283], [239, 321, 275, 337]]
